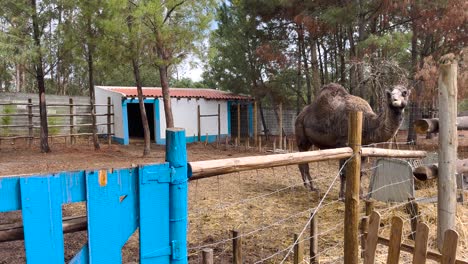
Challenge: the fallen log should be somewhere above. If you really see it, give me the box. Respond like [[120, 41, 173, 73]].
[[0, 215, 87, 242], [414, 116, 468, 134], [413, 159, 468, 181]]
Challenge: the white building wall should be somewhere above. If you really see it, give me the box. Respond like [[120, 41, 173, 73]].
[[95, 87, 124, 140], [158, 98, 229, 141]]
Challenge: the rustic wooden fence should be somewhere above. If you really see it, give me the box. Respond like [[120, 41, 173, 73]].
[[362, 211, 467, 264], [0, 97, 114, 146]]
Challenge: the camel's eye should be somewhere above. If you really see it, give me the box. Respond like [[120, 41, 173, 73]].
[[402, 91, 407, 96]]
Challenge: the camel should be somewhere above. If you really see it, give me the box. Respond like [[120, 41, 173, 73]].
[[294, 83, 410, 199]]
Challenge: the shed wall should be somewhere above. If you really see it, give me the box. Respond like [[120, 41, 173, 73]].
[[95, 87, 123, 143], [158, 98, 229, 144]]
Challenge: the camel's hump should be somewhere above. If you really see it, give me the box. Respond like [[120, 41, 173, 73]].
[[317, 83, 349, 98]]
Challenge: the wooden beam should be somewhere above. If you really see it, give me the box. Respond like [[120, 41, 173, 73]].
[[189, 147, 427, 180], [414, 116, 468, 134], [413, 159, 468, 181], [437, 54, 458, 251], [344, 111, 362, 264], [190, 147, 353, 180], [0, 215, 87, 242]]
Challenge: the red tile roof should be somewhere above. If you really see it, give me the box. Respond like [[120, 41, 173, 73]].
[[97, 86, 252, 101]]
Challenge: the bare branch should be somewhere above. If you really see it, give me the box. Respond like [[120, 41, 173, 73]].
[[163, 1, 186, 24]]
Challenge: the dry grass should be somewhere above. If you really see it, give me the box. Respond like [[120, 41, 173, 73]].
[[0, 135, 466, 263]]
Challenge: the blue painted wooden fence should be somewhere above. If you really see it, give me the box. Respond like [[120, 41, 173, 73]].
[[0, 128, 188, 264]]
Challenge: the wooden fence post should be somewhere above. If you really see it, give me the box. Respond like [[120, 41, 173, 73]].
[[279, 103, 283, 149], [237, 103, 241, 144], [107, 97, 111, 146], [198, 105, 201, 142], [293, 233, 304, 264], [69, 98, 74, 145], [364, 211, 381, 264], [386, 217, 403, 264], [413, 223, 429, 263], [202, 248, 214, 264], [254, 101, 258, 147], [406, 198, 420, 240], [344, 111, 363, 264], [27, 99, 33, 147], [218, 104, 221, 143], [232, 230, 242, 264], [360, 200, 374, 258], [441, 230, 459, 264], [310, 213, 319, 264], [437, 54, 458, 250]]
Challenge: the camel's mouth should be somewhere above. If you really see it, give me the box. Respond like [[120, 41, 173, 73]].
[[391, 100, 406, 108]]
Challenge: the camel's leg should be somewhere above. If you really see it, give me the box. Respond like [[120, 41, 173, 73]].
[[339, 159, 346, 200], [297, 141, 317, 191], [339, 157, 365, 201]]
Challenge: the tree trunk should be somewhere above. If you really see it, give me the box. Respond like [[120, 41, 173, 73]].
[[297, 29, 303, 105], [407, 14, 420, 144], [86, 17, 100, 151], [298, 25, 312, 104], [309, 37, 321, 96], [258, 101, 269, 140], [132, 58, 151, 156], [323, 43, 329, 84], [337, 28, 346, 87], [31, 0, 50, 153], [159, 65, 174, 128], [317, 39, 325, 85]]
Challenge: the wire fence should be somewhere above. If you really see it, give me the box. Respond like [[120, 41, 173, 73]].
[[187, 138, 467, 263]]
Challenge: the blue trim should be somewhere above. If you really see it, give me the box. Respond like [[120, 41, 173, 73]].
[[122, 101, 129, 145], [154, 99, 164, 145], [123, 98, 159, 145], [248, 103, 253, 137], [227, 101, 232, 136], [112, 136, 125, 145]]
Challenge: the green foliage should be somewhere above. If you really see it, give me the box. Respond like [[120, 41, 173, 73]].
[[459, 99, 468, 112], [1, 105, 14, 136], [47, 116, 62, 136]]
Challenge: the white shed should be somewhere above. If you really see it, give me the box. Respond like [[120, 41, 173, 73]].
[[95, 86, 253, 145]]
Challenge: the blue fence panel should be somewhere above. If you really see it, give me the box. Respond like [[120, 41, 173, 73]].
[[0, 128, 188, 264], [139, 163, 171, 264], [20, 175, 65, 263]]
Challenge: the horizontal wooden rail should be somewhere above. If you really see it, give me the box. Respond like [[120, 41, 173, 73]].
[[189, 147, 427, 180], [32, 113, 113, 117], [0, 102, 31, 106], [0, 215, 87, 242], [0, 113, 31, 117], [0, 124, 33, 128], [31, 103, 112, 107], [32, 123, 114, 128], [0, 133, 114, 140], [371, 234, 468, 264]]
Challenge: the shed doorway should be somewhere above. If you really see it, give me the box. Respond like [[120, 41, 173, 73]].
[[127, 103, 155, 140]]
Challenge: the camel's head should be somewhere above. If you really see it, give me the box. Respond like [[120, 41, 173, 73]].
[[386, 85, 409, 110]]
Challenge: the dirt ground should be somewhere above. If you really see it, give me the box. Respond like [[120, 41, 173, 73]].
[[0, 133, 467, 263]]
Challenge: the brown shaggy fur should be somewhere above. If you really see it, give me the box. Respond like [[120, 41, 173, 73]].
[[295, 83, 410, 198]]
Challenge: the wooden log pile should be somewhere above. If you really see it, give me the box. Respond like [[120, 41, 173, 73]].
[[413, 159, 468, 181], [414, 116, 468, 134]]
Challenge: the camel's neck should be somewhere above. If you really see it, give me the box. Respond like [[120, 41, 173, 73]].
[[365, 105, 404, 144]]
